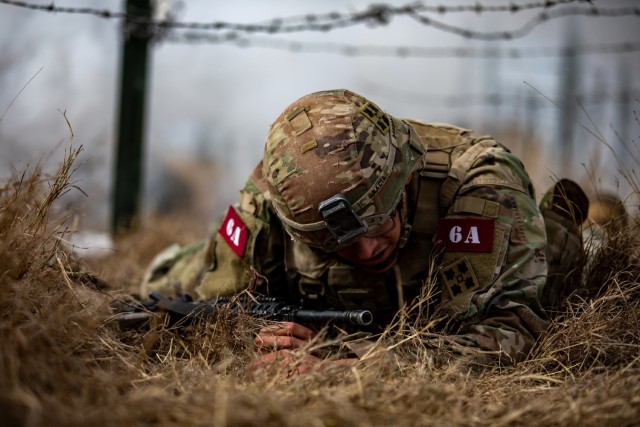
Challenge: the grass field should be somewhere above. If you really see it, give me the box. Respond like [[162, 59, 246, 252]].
[[1, 144, 639, 427]]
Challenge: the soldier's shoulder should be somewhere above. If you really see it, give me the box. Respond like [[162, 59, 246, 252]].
[[403, 120, 472, 139]]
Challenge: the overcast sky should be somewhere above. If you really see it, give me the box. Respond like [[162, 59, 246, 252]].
[[1, 0, 638, 231]]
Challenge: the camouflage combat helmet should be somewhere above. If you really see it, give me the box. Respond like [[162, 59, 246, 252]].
[[263, 89, 426, 251]]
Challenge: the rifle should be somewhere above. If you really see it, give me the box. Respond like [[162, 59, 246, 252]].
[[113, 292, 373, 330]]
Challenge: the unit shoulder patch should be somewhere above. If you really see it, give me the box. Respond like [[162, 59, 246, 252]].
[[439, 257, 480, 299], [218, 206, 248, 257], [436, 217, 495, 252], [437, 220, 511, 314]]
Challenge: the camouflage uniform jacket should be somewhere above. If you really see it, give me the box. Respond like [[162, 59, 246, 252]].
[[143, 121, 550, 364]]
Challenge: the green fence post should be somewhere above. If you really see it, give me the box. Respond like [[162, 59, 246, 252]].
[[112, 0, 152, 234]]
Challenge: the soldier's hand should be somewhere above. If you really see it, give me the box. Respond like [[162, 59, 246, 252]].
[[254, 321, 316, 350]]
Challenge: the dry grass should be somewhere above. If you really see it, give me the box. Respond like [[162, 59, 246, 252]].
[[1, 143, 639, 427]]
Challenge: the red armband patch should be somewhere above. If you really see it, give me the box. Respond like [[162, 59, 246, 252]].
[[436, 218, 495, 253], [218, 206, 248, 257]]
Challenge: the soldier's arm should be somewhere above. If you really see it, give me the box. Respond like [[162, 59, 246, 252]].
[[436, 144, 549, 364], [142, 161, 287, 299], [191, 160, 287, 299]]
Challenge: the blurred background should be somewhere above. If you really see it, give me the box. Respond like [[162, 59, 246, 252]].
[[0, 0, 638, 241]]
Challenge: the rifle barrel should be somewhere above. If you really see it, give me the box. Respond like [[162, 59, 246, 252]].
[[294, 309, 373, 326]]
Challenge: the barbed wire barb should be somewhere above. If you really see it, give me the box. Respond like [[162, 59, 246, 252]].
[[167, 32, 640, 60], [1, 0, 636, 42], [407, 5, 640, 40]]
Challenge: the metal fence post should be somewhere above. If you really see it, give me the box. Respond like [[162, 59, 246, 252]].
[[112, 0, 152, 234]]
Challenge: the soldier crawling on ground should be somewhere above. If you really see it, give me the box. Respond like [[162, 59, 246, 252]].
[[141, 89, 592, 373]]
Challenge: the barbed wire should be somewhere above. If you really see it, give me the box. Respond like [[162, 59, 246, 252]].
[[2, 0, 637, 42], [249, 1, 590, 26], [0, 0, 588, 23], [166, 31, 640, 59], [372, 89, 640, 109], [408, 5, 640, 40], [0, 0, 128, 19]]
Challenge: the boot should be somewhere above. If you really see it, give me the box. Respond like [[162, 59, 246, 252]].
[[539, 179, 589, 313]]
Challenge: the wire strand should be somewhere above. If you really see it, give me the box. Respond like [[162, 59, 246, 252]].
[[3, 0, 636, 43], [165, 32, 640, 59]]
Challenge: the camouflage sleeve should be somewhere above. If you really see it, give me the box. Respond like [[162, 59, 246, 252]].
[[142, 161, 287, 299], [193, 161, 287, 299], [437, 142, 549, 364]]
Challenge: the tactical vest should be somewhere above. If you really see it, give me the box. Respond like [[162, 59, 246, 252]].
[[282, 121, 503, 325]]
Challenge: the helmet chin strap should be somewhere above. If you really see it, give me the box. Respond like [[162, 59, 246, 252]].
[[397, 188, 412, 249]]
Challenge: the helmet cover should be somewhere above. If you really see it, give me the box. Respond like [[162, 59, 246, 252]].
[[263, 89, 425, 250]]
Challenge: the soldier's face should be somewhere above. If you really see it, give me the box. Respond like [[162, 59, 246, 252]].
[[336, 212, 402, 272]]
